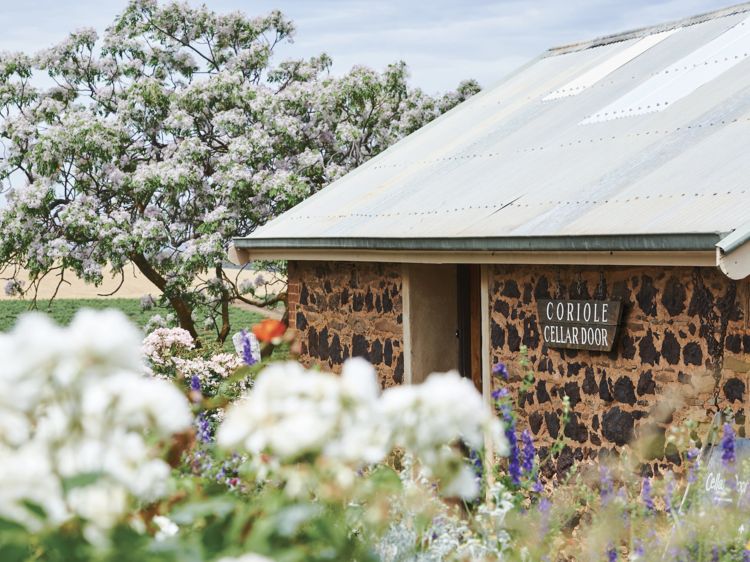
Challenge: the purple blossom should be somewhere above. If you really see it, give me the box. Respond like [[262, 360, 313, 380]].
[[617, 488, 630, 529], [642, 477, 655, 515], [491, 387, 509, 400], [537, 497, 552, 540], [665, 473, 675, 518], [531, 478, 545, 493], [722, 423, 736, 488], [606, 542, 618, 561], [190, 374, 201, 392], [521, 428, 536, 474], [501, 404, 522, 486], [240, 329, 256, 366], [493, 362, 509, 380], [195, 412, 211, 444], [600, 465, 614, 508], [538, 498, 551, 513]]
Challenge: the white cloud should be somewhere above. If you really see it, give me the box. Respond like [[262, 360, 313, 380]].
[[0, 0, 736, 93]]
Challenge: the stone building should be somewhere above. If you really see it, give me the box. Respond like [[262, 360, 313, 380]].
[[230, 4, 750, 477]]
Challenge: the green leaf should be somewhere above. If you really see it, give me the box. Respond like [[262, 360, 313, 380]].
[[21, 500, 46, 520], [169, 498, 237, 525], [0, 517, 27, 533], [275, 504, 322, 537], [0, 543, 28, 562], [62, 472, 103, 493], [366, 465, 402, 493]]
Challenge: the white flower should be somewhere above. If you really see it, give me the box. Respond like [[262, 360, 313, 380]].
[[218, 362, 343, 460], [380, 371, 508, 464], [216, 554, 274, 562], [0, 310, 192, 531], [152, 515, 179, 541], [219, 360, 506, 475]]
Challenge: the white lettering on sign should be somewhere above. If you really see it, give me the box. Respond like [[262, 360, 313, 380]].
[[537, 299, 621, 351], [705, 472, 750, 495]]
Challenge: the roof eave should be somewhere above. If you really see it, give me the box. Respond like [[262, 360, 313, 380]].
[[234, 233, 724, 253]]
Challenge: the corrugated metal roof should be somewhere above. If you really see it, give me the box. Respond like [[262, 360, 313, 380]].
[[236, 3, 750, 253]]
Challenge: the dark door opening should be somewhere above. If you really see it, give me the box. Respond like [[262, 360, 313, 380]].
[[457, 264, 482, 393]]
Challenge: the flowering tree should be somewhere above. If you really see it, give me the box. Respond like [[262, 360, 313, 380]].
[[0, 0, 481, 342]]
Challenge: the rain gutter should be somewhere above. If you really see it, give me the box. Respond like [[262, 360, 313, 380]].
[[234, 233, 723, 253], [716, 220, 750, 280]]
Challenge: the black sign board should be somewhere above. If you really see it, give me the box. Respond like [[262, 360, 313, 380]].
[[536, 299, 623, 352]]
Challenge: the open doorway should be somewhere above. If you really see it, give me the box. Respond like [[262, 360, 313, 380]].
[[457, 264, 482, 393], [402, 264, 458, 384]]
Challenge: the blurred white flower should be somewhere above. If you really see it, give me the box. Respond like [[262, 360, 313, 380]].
[[218, 361, 343, 460], [0, 310, 192, 531], [153, 515, 179, 541], [219, 360, 507, 487], [216, 554, 274, 562], [380, 371, 508, 466]]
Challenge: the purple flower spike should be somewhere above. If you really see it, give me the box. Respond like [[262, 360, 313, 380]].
[[240, 329, 256, 366], [665, 474, 675, 518], [606, 543, 618, 562], [538, 497, 551, 514], [501, 404, 522, 486], [600, 465, 614, 508], [521, 428, 536, 474], [195, 412, 211, 444], [642, 477, 655, 515], [493, 362, 509, 380], [722, 423, 737, 488], [190, 374, 201, 392]]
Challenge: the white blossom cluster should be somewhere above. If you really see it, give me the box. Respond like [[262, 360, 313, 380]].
[[0, 309, 192, 536], [143, 326, 249, 395], [218, 359, 507, 499]]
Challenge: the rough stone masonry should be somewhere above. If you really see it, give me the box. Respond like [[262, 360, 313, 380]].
[[288, 260, 405, 389], [288, 260, 748, 480], [491, 264, 747, 481]]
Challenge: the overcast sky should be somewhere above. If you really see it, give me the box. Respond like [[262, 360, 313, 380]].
[[0, 0, 740, 93]]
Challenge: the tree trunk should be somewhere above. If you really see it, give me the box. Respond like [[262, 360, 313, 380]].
[[217, 264, 231, 345], [130, 252, 200, 345]]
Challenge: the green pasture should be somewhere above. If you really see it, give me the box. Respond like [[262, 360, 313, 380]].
[[0, 298, 289, 359]]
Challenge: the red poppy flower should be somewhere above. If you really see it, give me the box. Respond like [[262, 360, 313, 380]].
[[252, 318, 287, 342]]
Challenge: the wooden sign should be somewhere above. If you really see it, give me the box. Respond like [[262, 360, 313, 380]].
[[536, 299, 623, 352]]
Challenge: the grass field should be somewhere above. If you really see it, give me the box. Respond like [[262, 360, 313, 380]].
[[0, 298, 290, 359]]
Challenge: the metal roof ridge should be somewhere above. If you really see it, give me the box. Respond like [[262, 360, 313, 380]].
[[545, 1, 750, 57]]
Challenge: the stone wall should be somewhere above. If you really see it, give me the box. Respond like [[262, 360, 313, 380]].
[[288, 260, 405, 389], [490, 264, 748, 480]]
